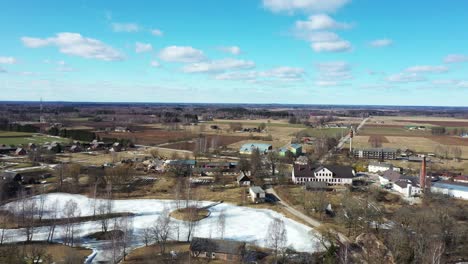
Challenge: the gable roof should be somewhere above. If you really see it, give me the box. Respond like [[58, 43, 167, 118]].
[[236, 174, 250, 182], [249, 186, 265, 194], [190, 237, 246, 255], [293, 164, 355, 179], [382, 170, 402, 182]]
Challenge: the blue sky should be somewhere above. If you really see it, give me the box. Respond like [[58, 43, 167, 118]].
[[1, 0, 468, 106]]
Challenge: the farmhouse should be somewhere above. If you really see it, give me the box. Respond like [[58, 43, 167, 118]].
[[278, 143, 302, 157], [190, 237, 246, 262], [249, 186, 266, 203], [239, 143, 272, 155], [236, 172, 251, 186], [353, 148, 398, 160], [378, 170, 422, 197], [292, 164, 355, 185]]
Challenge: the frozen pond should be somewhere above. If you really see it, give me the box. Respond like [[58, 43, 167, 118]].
[[1, 193, 321, 263]]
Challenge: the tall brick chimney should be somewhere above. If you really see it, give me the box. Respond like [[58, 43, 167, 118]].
[[420, 156, 427, 192]]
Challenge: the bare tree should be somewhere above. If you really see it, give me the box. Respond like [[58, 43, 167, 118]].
[[152, 207, 173, 254], [142, 227, 153, 247], [17, 195, 37, 242], [265, 217, 288, 263], [120, 215, 134, 260], [46, 199, 59, 242], [63, 199, 81, 246], [217, 209, 226, 239]]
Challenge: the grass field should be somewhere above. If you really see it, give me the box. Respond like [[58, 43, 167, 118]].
[[0, 242, 91, 263], [0, 131, 72, 146]]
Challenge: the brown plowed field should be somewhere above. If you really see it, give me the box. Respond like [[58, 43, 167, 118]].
[[427, 136, 468, 146], [368, 135, 390, 143]]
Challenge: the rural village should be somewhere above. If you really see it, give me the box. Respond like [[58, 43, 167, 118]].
[[0, 103, 467, 264]]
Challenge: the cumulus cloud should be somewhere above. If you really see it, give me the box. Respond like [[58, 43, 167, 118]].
[[21, 33, 125, 61], [150, 60, 160, 67], [135, 42, 153, 53], [386, 73, 426, 83], [311, 40, 351, 52], [151, 29, 164, 36], [159, 46, 206, 63], [444, 54, 468, 63], [183, 58, 255, 73], [405, 65, 448, 73], [296, 14, 351, 31], [370, 38, 393, 47], [292, 14, 352, 53], [218, 46, 242, 55], [262, 0, 350, 14], [112, 23, 140, 32], [0, 57, 17, 64]]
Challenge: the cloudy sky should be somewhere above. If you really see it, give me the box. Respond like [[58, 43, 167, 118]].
[[1, 0, 468, 106]]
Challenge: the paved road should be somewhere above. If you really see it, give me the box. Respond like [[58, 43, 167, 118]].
[[266, 187, 350, 243], [319, 117, 370, 163]]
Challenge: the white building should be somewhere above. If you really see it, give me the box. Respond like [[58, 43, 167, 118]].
[[431, 181, 468, 200], [393, 179, 422, 197], [249, 186, 265, 203], [292, 164, 355, 185], [368, 162, 400, 173]]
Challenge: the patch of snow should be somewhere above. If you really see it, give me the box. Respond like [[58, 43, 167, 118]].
[[1, 193, 321, 263]]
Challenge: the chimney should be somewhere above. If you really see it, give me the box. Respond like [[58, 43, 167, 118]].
[[420, 156, 427, 192]]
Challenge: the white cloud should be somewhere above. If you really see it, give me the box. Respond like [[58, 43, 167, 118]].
[[214, 66, 304, 82], [432, 79, 468, 88], [387, 73, 426, 83], [135, 42, 153, 53], [262, 0, 350, 14], [150, 60, 160, 67], [183, 58, 255, 73], [151, 29, 164, 36], [311, 40, 351, 52], [296, 14, 351, 31], [315, 81, 339, 87], [370, 39, 393, 47], [218, 46, 242, 55], [0, 67, 6, 73], [315, 61, 352, 85], [444, 54, 468, 64], [21, 33, 125, 61], [159, 46, 206, 63], [260, 66, 305, 81], [112, 23, 140, 32], [0, 57, 17, 64], [405, 65, 449, 73], [215, 71, 258, 81], [296, 31, 340, 42]]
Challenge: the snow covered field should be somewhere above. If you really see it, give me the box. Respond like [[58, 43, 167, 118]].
[[1, 193, 321, 263]]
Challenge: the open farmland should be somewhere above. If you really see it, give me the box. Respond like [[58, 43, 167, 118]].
[[162, 134, 248, 151], [97, 129, 193, 146], [0, 131, 72, 145]]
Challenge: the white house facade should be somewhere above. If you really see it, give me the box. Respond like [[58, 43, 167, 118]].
[[292, 165, 355, 185]]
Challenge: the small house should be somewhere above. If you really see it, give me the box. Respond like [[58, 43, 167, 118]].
[[190, 237, 246, 262], [278, 143, 303, 157], [236, 172, 251, 186], [249, 186, 265, 203], [15, 148, 27, 156]]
